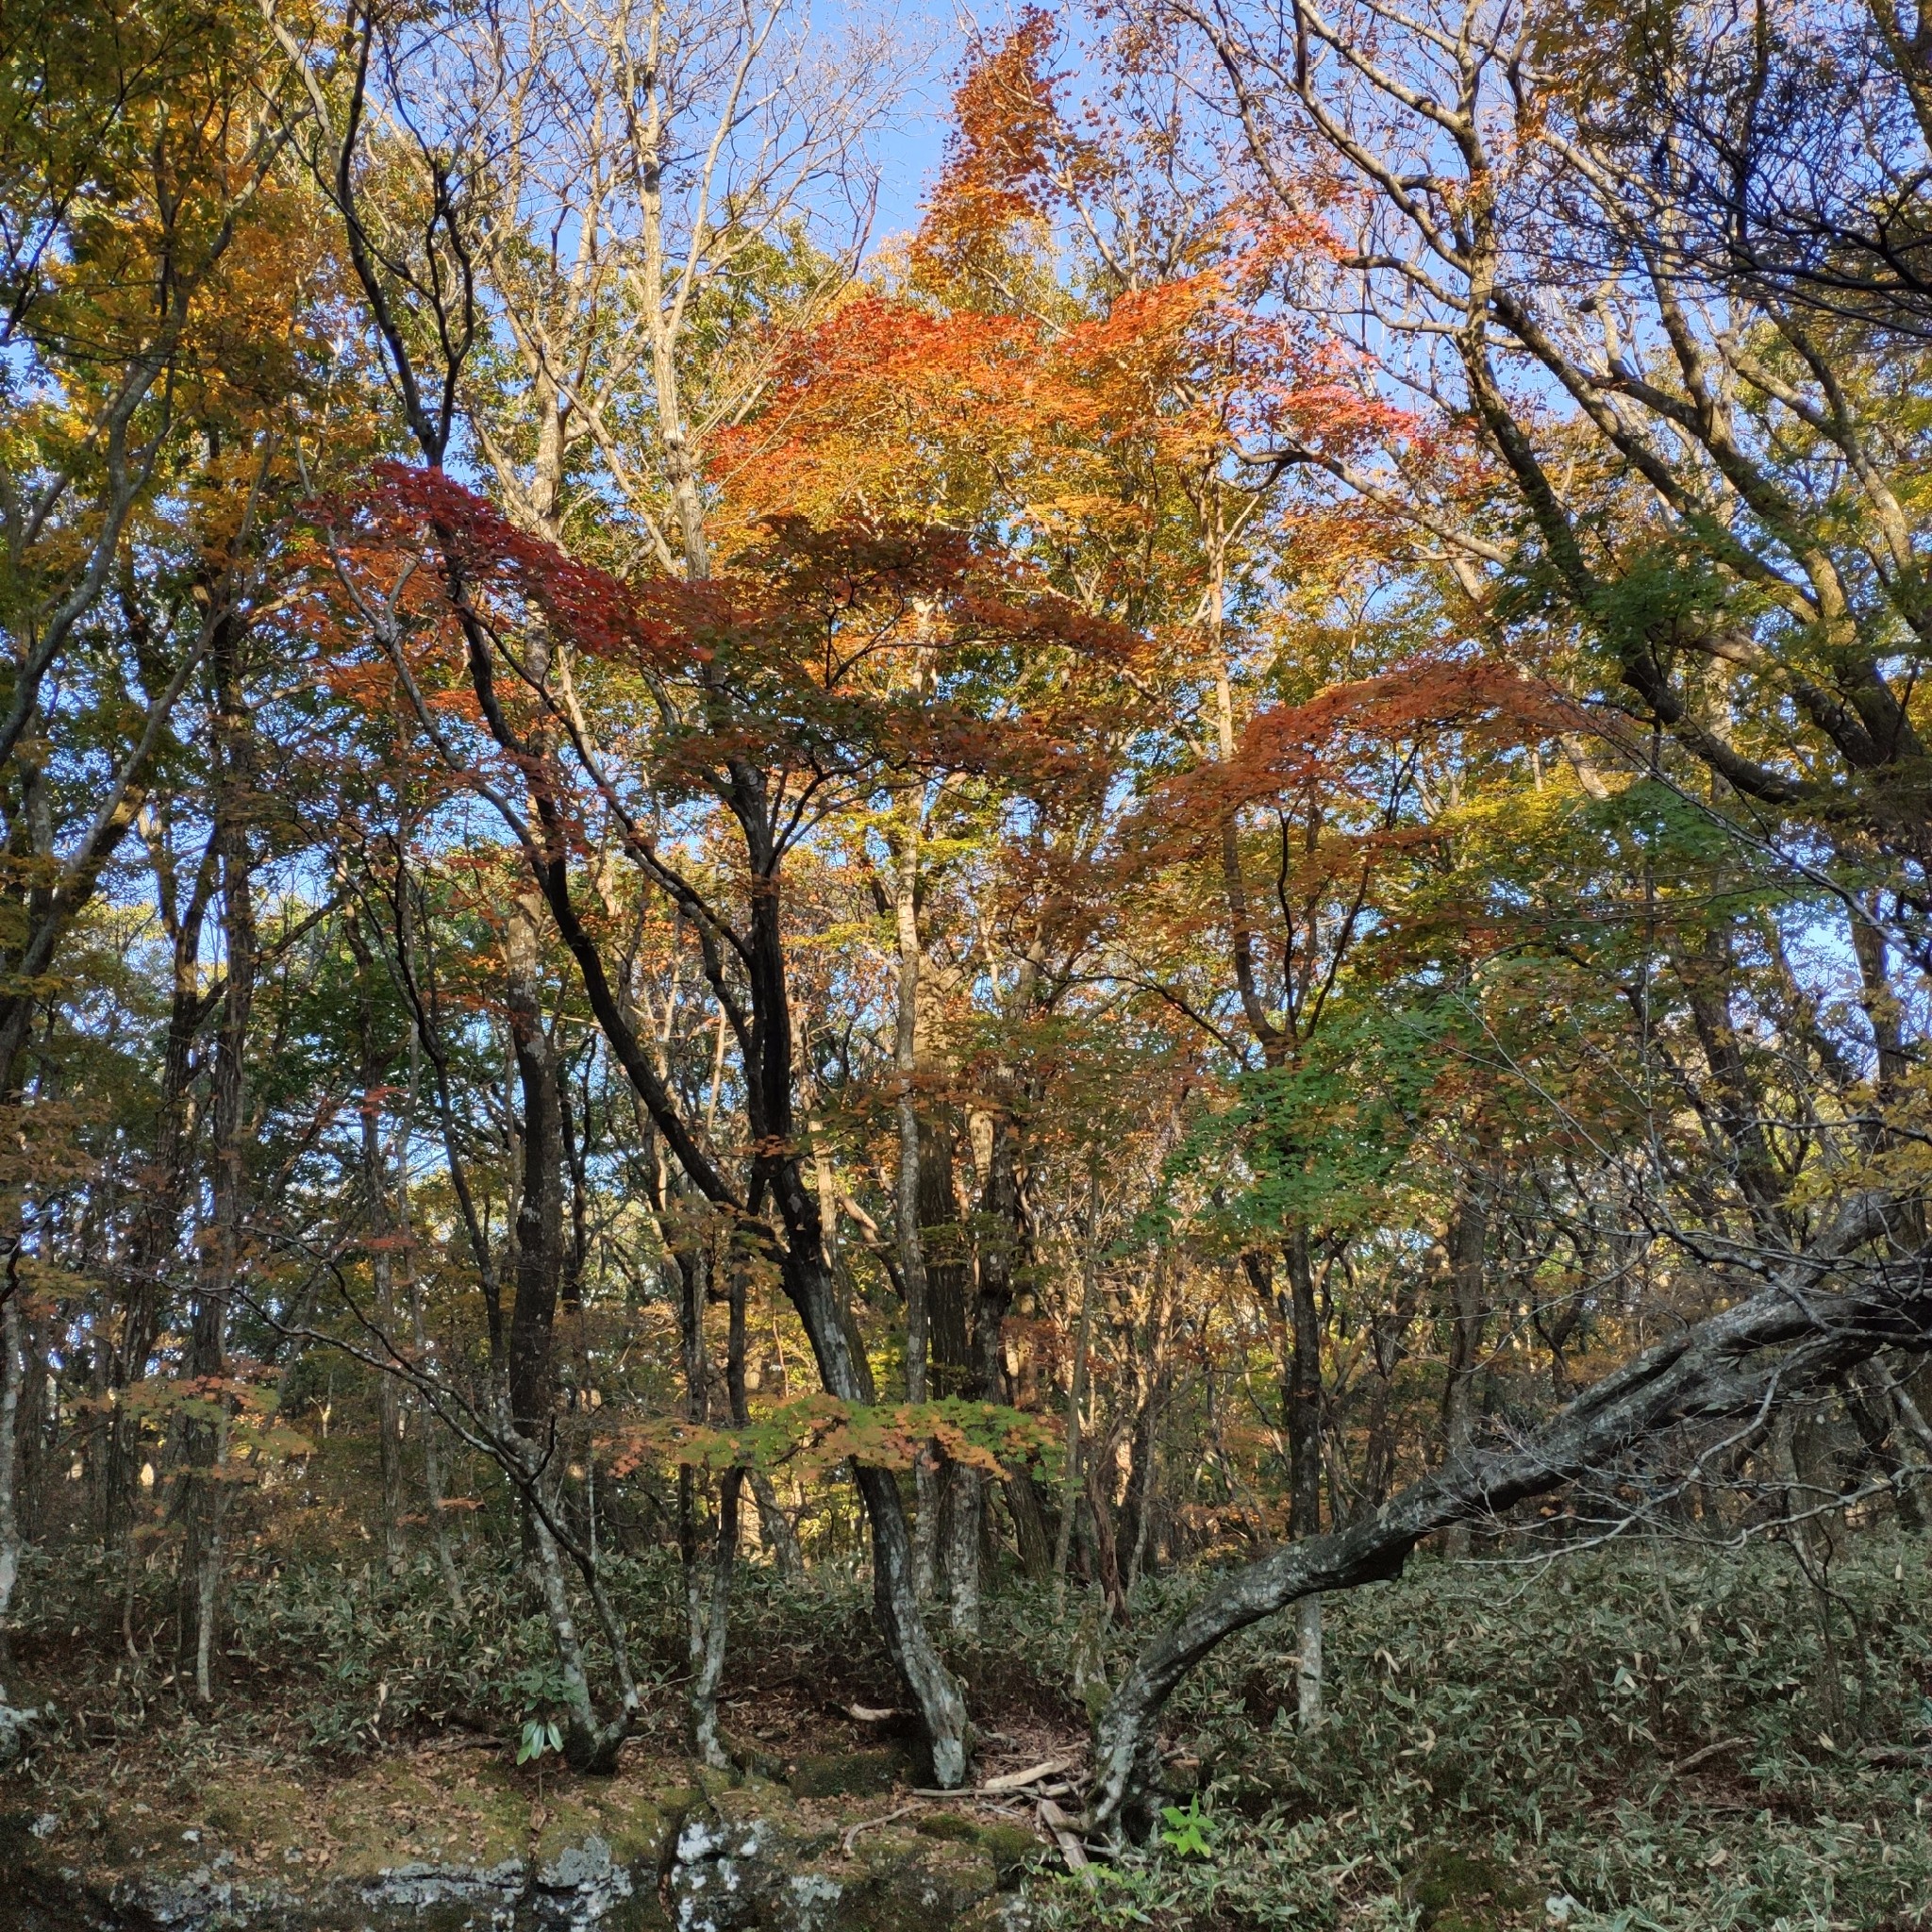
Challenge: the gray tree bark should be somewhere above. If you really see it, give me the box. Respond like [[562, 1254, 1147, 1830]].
[[1088, 1198, 1931, 1839]]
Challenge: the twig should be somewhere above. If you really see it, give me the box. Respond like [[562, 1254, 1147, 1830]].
[[1665, 1735, 1751, 1777], [841, 1804, 920, 1857]]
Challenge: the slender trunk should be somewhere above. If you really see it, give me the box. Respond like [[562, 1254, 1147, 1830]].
[[674, 1234, 716, 1757], [892, 805, 939, 1597], [944, 1461, 982, 1634], [108, 838, 208, 1554], [521, 1444, 605, 1756], [179, 659, 253, 1697], [506, 886, 563, 1436], [0, 1265, 22, 1679], [1282, 1230, 1324, 1725], [691, 1238, 750, 1767], [503, 888, 632, 1771], [1282, 1232, 1323, 1539], [950, 1090, 1029, 1621], [1295, 1594, 1324, 1730], [1769, 1407, 1847, 1729], [410, 1274, 465, 1608], [399, 1021, 464, 1613], [749, 1466, 804, 1580], [1084, 1443, 1127, 1621], [1362, 1280, 1420, 1512], [348, 916, 407, 1574], [1054, 1163, 1099, 1600], [691, 1469, 742, 1767], [369, 1116, 406, 1576], [1441, 1193, 1488, 1562], [924, 1113, 971, 1611]]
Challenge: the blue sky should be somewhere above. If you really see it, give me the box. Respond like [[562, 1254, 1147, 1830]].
[[858, 0, 959, 244]]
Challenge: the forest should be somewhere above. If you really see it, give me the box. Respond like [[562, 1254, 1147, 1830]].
[[3, 0, 1932, 1925]]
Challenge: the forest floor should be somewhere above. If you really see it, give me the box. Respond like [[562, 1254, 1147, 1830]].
[[2, 1528, 1929, 1930]]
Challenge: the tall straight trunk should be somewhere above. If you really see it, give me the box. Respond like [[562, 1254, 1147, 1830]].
[[943, 1461, 983, 1634], [107, 828, 212, 1555], [1084, 1442, 1127, 1620], [1678, 934, 1790, 1247], [1281, 1230, 1324, 1724], [691, 1238, 750, 1768], [749, 1466, 805, 1580], [950, 1085, 1040, 1619], [397, 1019, 464, 1614], [1441, 1191, 1488, 1562], [1361, 1282, 1420, 1512], [178, 638, 254, 1699], [891, 804, 939, 1596], [1768, 1407, 1847, 1729], [1054, 1164, 1100, 1597], [368, 1113, 406, 1574], [674, 1228, 718, 1759], [506, 886, 563, 1437], [0, 1266, 22, 1679], [1121, 1252, 1174, 1592], [348, 917, 407, 1574], [502, 886, 634, 1771], [922, 1112, 972, 1608], [1282, 1232, 1324, 1538]]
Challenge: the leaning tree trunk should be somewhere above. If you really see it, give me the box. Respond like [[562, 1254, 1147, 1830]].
[[771, 1153, 969, 1785], [1087, 1199, 1932, 1840]]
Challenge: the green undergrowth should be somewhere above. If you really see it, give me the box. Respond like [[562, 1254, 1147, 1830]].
[[11, 1529, 1932, 1929], [1025, 1532, 1932, 1931]]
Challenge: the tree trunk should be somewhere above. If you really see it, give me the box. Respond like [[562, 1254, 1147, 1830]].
[[506, 885, 563, 1438], [0, 1267, 22, 1678], [177, 659, 254, 1699], [366, 1090, 407, 1575], [1440, 1192, 1488, 1562], [770, 1154, 968, 1784], [107, 824, 211, 1557], [1053, 1165, 1099, 1597], [1121, 1252, 1174, 1593], [1281, 1230, 1324, 1724], [1088, 1199, 1927, 1839], [749, 1466, 805, 1580], [923, 1111, 971, 1607], [1361, 1283, 1419, 1511], [691, 1234, 753, 1767], [891, 803, 940, 1596]]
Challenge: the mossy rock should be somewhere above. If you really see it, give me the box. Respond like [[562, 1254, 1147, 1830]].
[[1405, 1842, 1530, 1929], [856, 1837, 999, 1928], [787, 1746, 905, 1798], [916, 1810, 978, 1842], [974, 1821, 1041, 1889]]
